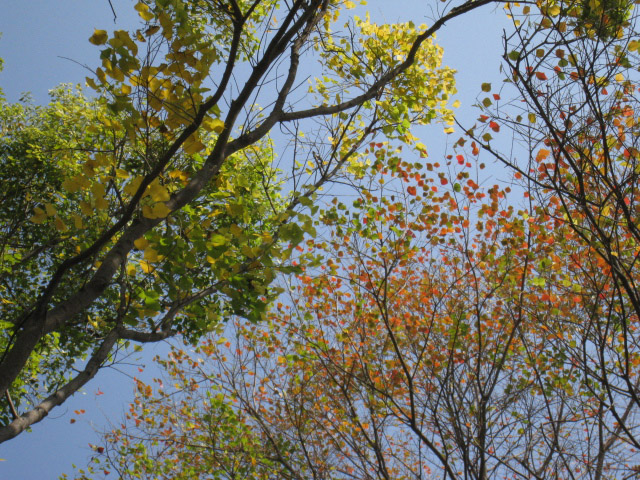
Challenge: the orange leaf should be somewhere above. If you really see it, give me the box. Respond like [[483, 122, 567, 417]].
[[536, 149, 550, 161]]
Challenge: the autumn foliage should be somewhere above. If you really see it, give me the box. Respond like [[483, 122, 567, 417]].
[[76, 126, 640, 478], [63, 1, 640, 479], [4, 0, 640, 478]]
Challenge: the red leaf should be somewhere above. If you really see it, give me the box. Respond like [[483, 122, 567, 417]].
[[456, 155, 465, 165], [440, 177, 448, 186], [535, 71, 548, 81], [493, 93, 501, 100], [489, 121, 500, 132], [407, 186, 417, 196]]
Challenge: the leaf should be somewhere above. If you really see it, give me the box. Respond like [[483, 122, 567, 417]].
[[147, 182, 170, 202], [183, 137, 206, 155], [144, 248, 160, 262], [29, 207, 47, 224], [202, 118, 225, 134], [134, 238, 149, 250], [548, 4, 561, 16], [151, 203, 172, 219], [209, 234, 227, 247], [536, 149, 550, 161], [140, 261, 155, 274], [481, 83, 491, 92], [89, 29, 108, 45], [134, 2, 154, 21], [531, 277, 546, 287]]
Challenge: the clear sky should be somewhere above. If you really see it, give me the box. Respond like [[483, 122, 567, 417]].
[[0, 1, 510, 478]]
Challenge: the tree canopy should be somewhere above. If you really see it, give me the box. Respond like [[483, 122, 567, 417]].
[[5, 0, 640, 478], [62, 0, 640, 479], [0, 0, 496, 443]]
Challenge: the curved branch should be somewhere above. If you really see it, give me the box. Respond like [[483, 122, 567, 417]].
[[0, 329, 119, 443]]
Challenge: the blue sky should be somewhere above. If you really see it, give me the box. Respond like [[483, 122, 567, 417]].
[[0, 1, 510, 478]]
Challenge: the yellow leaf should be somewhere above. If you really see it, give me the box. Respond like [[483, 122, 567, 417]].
[[144, 248, 159, 262], [45, 203, 57, 217], [124, 176, 144, 196], [548, 5, 560, 16], [169, 170, 188, 182], [89, 29, 108, 45], [142, 205, 154, 218], [126, 263, 137, 275], [528, 113, 536, 123], [443, 127, 455, 134], [85, 77, 98, 90], [146, 181, 170, 202], [134, 2, 154, 21], [72, 214, 83, 229], [95, 197, 109, 210], [62, 177, 82, 193], [115, 168, 130, 179], [202, 117, 225, 134], [230, 224, 244, 237], [80, 201, 93, 216], [54, 217, 68, 232], [30, 207, 47, 224], [151, 202, 171, 218], [140, 261, 155, 273], [615, 73, 625, 83], [134, 238, 149, 250], [96, 68, 107, 84], [91, 183, 107, 198], [183, 137, 206, 155]]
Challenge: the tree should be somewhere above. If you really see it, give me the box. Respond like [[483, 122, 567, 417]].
[[467, 0, 640, 459], [0, 0, 500, 443], [79, 156, 639, 479]]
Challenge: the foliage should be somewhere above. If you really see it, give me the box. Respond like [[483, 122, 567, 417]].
[[0, 0, 495, 442], [75, 144, 640, 478], [72, 2, 640, 479], [464, 0, 640, 467]]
